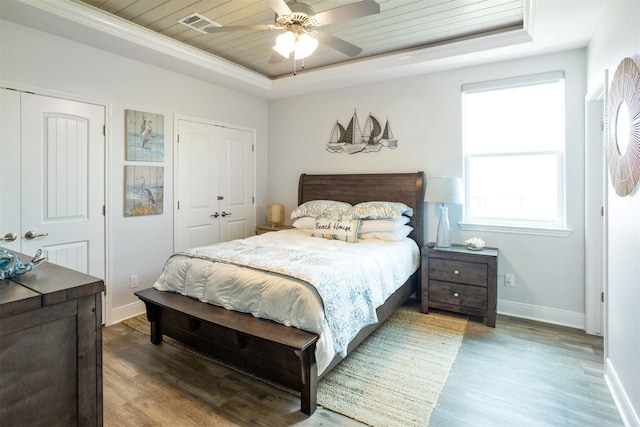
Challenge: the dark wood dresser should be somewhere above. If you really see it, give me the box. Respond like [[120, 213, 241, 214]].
[[421, 245, 498, 327], [0, 252, 104, 427]]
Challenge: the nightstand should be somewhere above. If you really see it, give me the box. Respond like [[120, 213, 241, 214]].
[[255, 224, 293, 235], [421, 244, 498, 327]]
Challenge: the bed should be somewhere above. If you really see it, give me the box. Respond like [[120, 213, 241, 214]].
[[134, 172, 425, 415]]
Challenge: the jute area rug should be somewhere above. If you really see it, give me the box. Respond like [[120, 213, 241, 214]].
[[122, 305, 467, 427]]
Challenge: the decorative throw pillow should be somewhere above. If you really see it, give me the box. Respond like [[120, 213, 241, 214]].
[[290, 200, 352, 219], [311, 217, 362, 243], [359, 225, 413, 242], [359, 216, 410, 233], [347, 201, 413, 219], [292, 217, 316, 229]]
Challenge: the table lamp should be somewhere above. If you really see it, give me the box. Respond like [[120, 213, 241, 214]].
[[424, 177, 463, 247], [267, 203, 285, 228]]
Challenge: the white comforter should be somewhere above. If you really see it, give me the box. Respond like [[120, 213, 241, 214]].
[[153, 229, 419, 374]]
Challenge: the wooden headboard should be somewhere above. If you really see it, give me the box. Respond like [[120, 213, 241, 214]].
[[298, 172, 425, 248]]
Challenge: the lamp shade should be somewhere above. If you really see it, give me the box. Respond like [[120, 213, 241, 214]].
[[273, 31, 318, 60], [424, 177, 463, 204], [294, 33, 318, 59], [267, 203, 285, 225], [273, 31, 295, 58]]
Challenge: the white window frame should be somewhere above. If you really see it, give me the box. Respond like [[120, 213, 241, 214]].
[[459, 71, 571, 237]]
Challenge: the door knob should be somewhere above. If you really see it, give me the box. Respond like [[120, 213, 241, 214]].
[[211, 212, 220, 218], [221, 211, 232, 217], [24, 231, 48, 240], [0, 232, 17, 242]]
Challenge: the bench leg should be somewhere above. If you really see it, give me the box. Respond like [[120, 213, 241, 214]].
[[143, 302, 163, 345], [296, 347, 317, 415]]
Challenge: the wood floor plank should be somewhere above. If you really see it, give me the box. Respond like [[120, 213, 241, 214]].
[[429, 313, 622, 426], [102, 308, 623, 426]]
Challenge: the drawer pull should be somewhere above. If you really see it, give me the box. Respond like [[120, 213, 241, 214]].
[[453, 292, 459, 297], [454, 270, 459, 275]]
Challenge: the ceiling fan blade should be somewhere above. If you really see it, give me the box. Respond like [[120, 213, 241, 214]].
[[268, 0, 292, 16], [268, 51, 286, 64], [315, 31, 363, 57], [204, 24, 275, 33], [315, 0, 380, 25]]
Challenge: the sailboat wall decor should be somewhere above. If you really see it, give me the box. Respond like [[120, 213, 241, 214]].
[[326, 110, 398, 154]]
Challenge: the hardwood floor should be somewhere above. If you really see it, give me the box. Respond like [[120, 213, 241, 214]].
[[430, 313, 622, 426], [102, 305, 622, 426]]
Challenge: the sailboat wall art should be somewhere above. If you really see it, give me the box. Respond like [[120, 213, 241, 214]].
[[326, 110, 397, 154]]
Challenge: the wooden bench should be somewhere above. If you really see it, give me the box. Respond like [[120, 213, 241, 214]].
[[134, 288, 319, 414]]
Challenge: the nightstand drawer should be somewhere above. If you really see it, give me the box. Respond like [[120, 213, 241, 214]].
[[429, 259, 488, 287], [429, 280, 487, 310]]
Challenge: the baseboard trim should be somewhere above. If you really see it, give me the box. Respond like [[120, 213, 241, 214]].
[[605, 358, 640, 427], [110, 299, 145, 325], [497, 299, 584, 329]]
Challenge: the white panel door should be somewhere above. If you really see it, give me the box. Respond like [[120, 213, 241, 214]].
[[175, 119, 254, 252], [0, 89, 21, 252], [175, 120, 222, 251], [216, 126, 254, 242], [0, 90, 105, 277]]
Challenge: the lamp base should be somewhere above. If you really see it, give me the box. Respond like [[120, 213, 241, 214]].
[[435, 203, 451, 248]]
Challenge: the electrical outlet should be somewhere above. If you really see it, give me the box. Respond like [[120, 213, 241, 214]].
[[505, 273, 515, 287], [130, 274, 139, 289]]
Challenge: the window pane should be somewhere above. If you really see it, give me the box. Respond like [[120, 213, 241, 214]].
[[464, 81, 564, 154], [463, 74, 565, 229], [467, 154, 559, 223]]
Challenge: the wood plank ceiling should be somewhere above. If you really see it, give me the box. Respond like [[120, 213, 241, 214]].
[[77, 0, 524, 79]]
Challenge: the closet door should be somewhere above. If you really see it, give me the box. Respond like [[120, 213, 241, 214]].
[[216, 125, 254, 243], [175, 119, 255, 252], [0, 89, 105, 277], [175, 119, 222, 251], [0, 89, 21, 252]]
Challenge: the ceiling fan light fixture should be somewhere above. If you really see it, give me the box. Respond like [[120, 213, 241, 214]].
[[294, 33, 318, 59], [273, 31, 296, 58]]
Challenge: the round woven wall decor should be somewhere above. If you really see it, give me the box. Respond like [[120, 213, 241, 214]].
[[605, 57, 640, 197]]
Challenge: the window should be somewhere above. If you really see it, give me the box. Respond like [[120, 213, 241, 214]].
[[461, 71, 568, 234]]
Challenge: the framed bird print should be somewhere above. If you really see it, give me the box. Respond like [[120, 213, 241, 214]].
[[124, 165, 164, 216], [125, 109, 164, 161]]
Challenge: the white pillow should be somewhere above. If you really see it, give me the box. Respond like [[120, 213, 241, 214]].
[[292, 217, 316, 229], [291, 200, 352, 219], [359, 225, 413, 242], [359, 216, 410, 233], [311, 217, 362, 243], [347, 201, 413, 219]]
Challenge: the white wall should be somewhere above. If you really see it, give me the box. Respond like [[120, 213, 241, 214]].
[[587, 1, 640, 425], [269, 49, 588, 327], [0, 20, 269, 324]]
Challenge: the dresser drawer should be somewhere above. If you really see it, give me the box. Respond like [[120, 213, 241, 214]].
[[429, 259, 488, 287], [428, 280, 487, 310]]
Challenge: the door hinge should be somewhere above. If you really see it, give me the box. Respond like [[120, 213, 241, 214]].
[[601, 291, 604, 303], [601, 206, 604, 217], [601, 121, 604, 132], [177, 201, 180, 210], [103, 125, 106, 136], [177, 134, 180, 144], [102, 205, 106, 216], [252, 144, 254, 152], [252, 196, 255, 204]]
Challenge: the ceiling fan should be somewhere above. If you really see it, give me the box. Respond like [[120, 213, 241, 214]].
[[180, 0, 380, 64]]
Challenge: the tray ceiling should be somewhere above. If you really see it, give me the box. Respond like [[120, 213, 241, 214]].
[[77, 0, 525, 79]]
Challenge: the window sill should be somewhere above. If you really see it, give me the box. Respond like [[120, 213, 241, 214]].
[[458, 222, 572, 237]]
